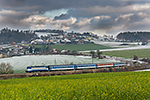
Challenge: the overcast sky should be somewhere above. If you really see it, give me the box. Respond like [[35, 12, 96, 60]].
[[0, 0, 150, 36]]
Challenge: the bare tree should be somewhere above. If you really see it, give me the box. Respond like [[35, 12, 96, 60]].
[[133, 55, 138, 60], [97, 50, 102, 59], [72, 50, 78, 56], [90, 51, 95, 63], [0, 63, 14, 74], [90, 51, 95, 58]]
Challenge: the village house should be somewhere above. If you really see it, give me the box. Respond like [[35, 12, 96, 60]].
[[0, 53, 3, 58]]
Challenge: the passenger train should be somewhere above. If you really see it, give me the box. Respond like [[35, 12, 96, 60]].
[[26, 62, 126, 73]]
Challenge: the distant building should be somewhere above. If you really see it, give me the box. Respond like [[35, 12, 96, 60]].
[[52, 49, 60, 53], [116, 38, 126, 42], [61, 50, 69, 53], [31, 39, 44, 44], [0, 53, 3, 58], [11, 42, 16, 45]]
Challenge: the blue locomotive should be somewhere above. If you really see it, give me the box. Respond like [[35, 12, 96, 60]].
[[26, 66, 49, 72], [26, 62, 126, 73]]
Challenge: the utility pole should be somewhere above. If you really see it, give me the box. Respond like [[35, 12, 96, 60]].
[[54, 59, 56, 65]]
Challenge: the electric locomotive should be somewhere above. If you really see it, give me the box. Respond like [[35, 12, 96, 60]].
[[26, 62, 126, 73]]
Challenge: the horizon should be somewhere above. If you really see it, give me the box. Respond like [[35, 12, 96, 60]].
[[1, 27, 150, 37]]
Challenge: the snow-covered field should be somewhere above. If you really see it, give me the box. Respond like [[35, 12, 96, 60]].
[[134, 69, 150, 72], [81, 41, 150, 52], [0, 55, 117, 73], [93, 40, 140, 47]]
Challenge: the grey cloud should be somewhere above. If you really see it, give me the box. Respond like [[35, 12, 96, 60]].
[[0, 0, 150, 35], [89, 19, 115, 34], [53, 3, 150, 20], [54, 14, 70, 20], [1, 0, 149, 12], [69, 12, 150, 34], [0, 16, 30, 29]]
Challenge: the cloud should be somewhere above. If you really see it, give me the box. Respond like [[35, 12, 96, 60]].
[[20, 14, 77, 30], [52, 3, 150, 23], [1, 0, 149, 10], [0, 0, 150, 35], [0, 15, 27, 29], [71, 3, 150, 18], [21, 15, 50, 24], [0, 9, 38, 29], [125, 15, 150, 30], [0, 9, 34, 18], [75, 18, 91, 26], [40, 9, 69, 18], [20, 15, 52, 29], [114, 13, 134, 23]]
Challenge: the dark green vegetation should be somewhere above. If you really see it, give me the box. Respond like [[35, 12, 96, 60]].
[[51, 44, 114, 51], [103, 49, 150, 58], [0, 28, 36, 43], [35, 44, 114, 51], [117, 31, 150, 42], [0, 71, 149, 99]]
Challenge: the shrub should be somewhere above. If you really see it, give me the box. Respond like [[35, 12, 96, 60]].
[[0, 63, 14, 74], [133, 55, 138, 60]]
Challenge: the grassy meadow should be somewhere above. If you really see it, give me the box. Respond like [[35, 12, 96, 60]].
[[35, 43, 114, 51], [103, 49, 150, 58], [35, 43, 150, 59], [0, 71, 149, 100]]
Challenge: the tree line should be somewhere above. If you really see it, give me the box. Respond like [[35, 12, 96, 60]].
[[0, 28, 37, 44], [117, 31, 150, 42]]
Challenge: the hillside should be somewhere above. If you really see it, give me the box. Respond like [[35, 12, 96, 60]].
[[41, 44, 114, 51], [0, 28, 37, 44], [117, 31, 150, 42]]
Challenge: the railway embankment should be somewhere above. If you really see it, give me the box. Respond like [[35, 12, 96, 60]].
[[0, 63, 150, 80]]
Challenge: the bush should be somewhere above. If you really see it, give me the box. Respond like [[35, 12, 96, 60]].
[[0, 63, 14, 74], [133, 55, 138, 60]]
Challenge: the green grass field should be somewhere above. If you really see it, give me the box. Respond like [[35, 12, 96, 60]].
[[0, 71, 149, 100], [103, 49, 150, 58], [35, 44, 150, 58], [35, 43, 114, 51]]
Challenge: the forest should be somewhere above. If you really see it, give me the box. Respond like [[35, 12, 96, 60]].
[[117, 31, 150, 42], [0, 28, 37, 44], [1, 27, 150, 44]]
